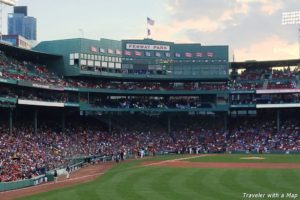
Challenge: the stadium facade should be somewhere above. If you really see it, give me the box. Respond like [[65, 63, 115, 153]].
[[0, 37, 299, 135], [33, 38, 229, 80]]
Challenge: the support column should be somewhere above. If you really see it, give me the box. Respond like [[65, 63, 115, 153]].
[[167, 114, 171, 134], [224, 112, 228, 130], [277, 109, 280, 133], [62, 110, 65, 134], [108, 113, 112, 134], [9, 108, 13, 135], [34, 109, 38, 135]]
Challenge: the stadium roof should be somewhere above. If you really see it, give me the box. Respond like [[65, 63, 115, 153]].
[[231, 59, 300, 69], [0, 41, 62, 64]]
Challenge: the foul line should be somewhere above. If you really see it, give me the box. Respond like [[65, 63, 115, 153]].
[[142, 155, 209, 167]]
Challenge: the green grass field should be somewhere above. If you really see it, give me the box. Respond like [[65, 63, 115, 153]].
[[20, 154, 300, 200], [187, 154, 300, 163]]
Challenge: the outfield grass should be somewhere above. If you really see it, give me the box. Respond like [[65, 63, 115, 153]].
[[187, 154, 300, 163], [20, 155, 300, 200]]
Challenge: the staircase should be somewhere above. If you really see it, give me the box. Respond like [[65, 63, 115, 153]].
[[262, 79, 269, 89]]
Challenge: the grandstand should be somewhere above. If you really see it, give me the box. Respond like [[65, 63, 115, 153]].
[[0, 37, 299, 187]]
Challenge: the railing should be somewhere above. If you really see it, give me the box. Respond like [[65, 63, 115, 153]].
[[0, 175, 47, 192], [0, 155, 113, 192]]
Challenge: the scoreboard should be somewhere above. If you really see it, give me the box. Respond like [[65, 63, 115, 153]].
[[122, 39, 229, 78]]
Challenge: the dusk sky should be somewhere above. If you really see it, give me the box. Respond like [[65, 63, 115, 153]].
[[2, 0, 300, 61]]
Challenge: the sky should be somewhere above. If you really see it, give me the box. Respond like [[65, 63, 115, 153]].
[[1, 0, 300, 61]]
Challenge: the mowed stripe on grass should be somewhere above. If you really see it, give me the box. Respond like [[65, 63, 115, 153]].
[[19, 155, 300, 200]]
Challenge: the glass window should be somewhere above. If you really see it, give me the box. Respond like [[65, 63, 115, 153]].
[[95, 61, 101, 67], [102, 61, 108, 67], [88, 60, 94, 66], [80, 60, 87, 65]]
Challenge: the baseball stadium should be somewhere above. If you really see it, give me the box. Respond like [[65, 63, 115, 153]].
[[0, 36, 299, 200]]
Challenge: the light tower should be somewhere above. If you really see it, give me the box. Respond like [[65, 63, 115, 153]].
[[0, 0, 16, 40], [282, 11, 300, 58]]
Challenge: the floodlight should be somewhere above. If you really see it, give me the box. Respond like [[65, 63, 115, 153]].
[[282, 11, 300, 58], [282, 11, 300, 25]]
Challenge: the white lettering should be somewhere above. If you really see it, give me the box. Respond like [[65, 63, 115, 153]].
[[243, 193, 266, 198], [126, 43, 170, 51], [286, 193, 298, 199]]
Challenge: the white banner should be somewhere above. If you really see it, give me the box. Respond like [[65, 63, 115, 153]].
[[256, 103, 300, 108], [18, 99, 64, 107], [256, 89, 300, 94], [126, 43, 170, 51]]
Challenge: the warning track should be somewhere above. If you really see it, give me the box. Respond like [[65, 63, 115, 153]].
[[1, 162, 114, 200]]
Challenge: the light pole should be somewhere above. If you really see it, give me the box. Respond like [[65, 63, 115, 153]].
[[78, 28, 84, 38], [282, 11, 300, 58]]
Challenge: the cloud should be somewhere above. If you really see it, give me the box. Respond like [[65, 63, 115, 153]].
[[260, 0, 283, 15], [157, 0, 300, 60], [235, 35, 298, 61]]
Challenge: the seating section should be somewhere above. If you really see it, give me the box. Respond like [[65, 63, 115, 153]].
[[0, 118, 299, 182]]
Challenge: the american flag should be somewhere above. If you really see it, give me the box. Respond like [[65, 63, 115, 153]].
[[115, 49, 121, 55], [147, 17, 155, 26], [145, 51, 151, 57], [90, 46, 98, 52], [207, 52, 214, 57], [175, 53, 181, 58], [185, 52, 193, 58], [135, 51, 142, 56], [124, 50, 132, 56], [196, 52, 203, 57], [100, 48, 105, 53], [108, 49, 114, 54]]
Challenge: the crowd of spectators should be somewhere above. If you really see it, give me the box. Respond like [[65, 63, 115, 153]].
[[230, 81, 263, 90], [91, 97, 213, 109], [64, 79, 228, 91], [0, 52, 228, 91], [230, 93, 300, 105], [231, 68, 299, 90], [267, 80, 297, 89], [1, 52, 299, 91], [0, 117, 299, 182], [0, 86, 217, 108], [0, 122, 174, 182], [0, 53, 64, 87]]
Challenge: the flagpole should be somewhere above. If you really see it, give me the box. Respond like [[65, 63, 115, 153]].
[[146, 17, 149, 39]]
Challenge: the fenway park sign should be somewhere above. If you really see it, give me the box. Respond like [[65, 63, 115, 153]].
[[126, 43, 170, 51]]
